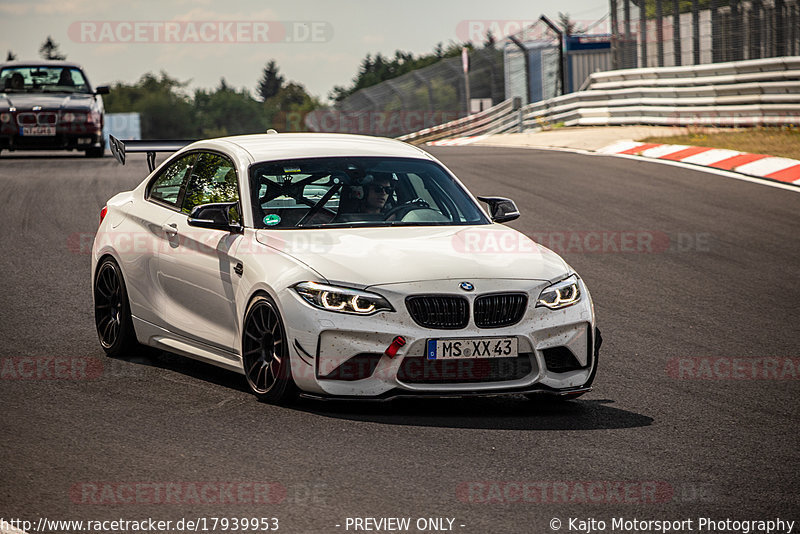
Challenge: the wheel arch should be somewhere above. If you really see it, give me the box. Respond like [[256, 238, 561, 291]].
[[92, 252, 124, 304]]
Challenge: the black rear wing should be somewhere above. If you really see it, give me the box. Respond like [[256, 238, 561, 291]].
[[109, 135, 196, 172]]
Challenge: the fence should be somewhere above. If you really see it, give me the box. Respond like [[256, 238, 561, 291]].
[[332, 47, 505, 136], [397, 99, 521, 145], [398, 56, 800, 144], [610, 0, 800, 69]]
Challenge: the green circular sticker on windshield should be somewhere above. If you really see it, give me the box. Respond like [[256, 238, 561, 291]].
[[263, 214, 281, 226]]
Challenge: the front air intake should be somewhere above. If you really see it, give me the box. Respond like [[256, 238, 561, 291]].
[[474, 293, 528, 328], [542, 346, 583, 373], [406, 296, 469, 329]]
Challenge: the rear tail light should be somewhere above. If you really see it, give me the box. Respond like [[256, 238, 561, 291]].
[[99, 205, 108, 226]]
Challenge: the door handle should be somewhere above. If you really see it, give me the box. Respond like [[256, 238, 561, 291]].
[[161, 223, 178, 237]]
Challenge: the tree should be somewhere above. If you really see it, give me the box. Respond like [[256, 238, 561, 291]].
[[557, 13, 585, 36], [103, 72, 198, 138], [6, 50, 16, 61], [39, 36, 66, 60], [257, 60, 284, 101], [484, 30, 496, 49], [329, 42, 469, 104], [102, 69, 320, 138], [264, 81, 322, 132], [271, 82, 314, 111], [195, 82, 266, 137]]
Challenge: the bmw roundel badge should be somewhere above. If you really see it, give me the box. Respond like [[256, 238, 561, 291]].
[[459, 281, 474, 291]]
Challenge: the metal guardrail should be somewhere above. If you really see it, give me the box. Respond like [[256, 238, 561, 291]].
[[581, 57, 800, 89], [397, 99, 517, 145], [397, 57, 800, 144]]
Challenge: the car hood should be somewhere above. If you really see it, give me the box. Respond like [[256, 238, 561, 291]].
[[0, 92, 95, 110], [255, 225, 570, 287]]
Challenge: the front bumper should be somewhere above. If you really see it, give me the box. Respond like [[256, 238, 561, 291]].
[[298, 384, 596, 402], [278, 278, 599, 398], [0, 131, 103, 151], [0, 119, 103, 151]]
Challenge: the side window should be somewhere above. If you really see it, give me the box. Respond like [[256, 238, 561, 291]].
[[148, 154, 196, 207], [181, 152, 240, 221]]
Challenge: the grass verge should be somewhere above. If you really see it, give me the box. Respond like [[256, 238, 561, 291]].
[[638, 127, 800, 160]]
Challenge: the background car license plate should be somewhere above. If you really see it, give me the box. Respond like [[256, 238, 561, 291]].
[[427, 337, 518, 360], [20, 126, 56, 136]]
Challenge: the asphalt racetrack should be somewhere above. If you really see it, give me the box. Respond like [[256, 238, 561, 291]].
[[0, 147, 798, 533]]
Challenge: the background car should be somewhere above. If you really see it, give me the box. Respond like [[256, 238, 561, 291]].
[[93, 133, 601, 403], [0, 60, 108, 157]]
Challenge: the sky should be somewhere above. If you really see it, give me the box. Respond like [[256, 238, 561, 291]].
[[0, 0, 609, 102]]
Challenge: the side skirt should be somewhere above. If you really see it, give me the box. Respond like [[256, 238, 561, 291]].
[[132, 316, 244, 374]]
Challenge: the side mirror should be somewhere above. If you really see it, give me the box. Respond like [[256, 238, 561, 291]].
[[477, 196, 520, 223], [187, 202, 243, 233], [94, 86, 110, 95]]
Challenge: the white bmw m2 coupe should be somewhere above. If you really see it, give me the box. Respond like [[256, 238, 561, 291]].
[[93, 133, 601, 402]]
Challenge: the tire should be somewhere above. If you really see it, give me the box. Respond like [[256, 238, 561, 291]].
[[94, 258, 139, 358], [85, 146, 104, 158], [241, 294, 297, 403]]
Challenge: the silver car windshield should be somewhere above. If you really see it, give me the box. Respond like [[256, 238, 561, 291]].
[[0, 66, 91, 94], [249, 157, 490, 229]]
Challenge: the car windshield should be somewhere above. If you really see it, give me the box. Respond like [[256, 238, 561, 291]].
[[249, 156, 490, 229], [0, 66, 91, 93]]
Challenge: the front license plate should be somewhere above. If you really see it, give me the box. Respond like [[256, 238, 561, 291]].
[[427, 337, 518, 360], [20, 126, 56, 136]]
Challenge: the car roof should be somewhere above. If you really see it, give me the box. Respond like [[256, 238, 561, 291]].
[[203, 133, 432, 163], [0, 60, 85, 70]]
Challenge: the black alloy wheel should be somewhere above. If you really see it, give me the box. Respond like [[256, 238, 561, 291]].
[[242, 295, 297, 403], [94, 258, 138, 357]]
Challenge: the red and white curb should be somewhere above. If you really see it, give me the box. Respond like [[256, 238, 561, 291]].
[[599, 140, 800, 186], [427, 135, 489, 146]]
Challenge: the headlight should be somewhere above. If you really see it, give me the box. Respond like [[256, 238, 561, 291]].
[[293, 282, 394, 315], [0, 113, 11, 123], [60, 112, 86, 123], [536, 275, 582, 310]]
